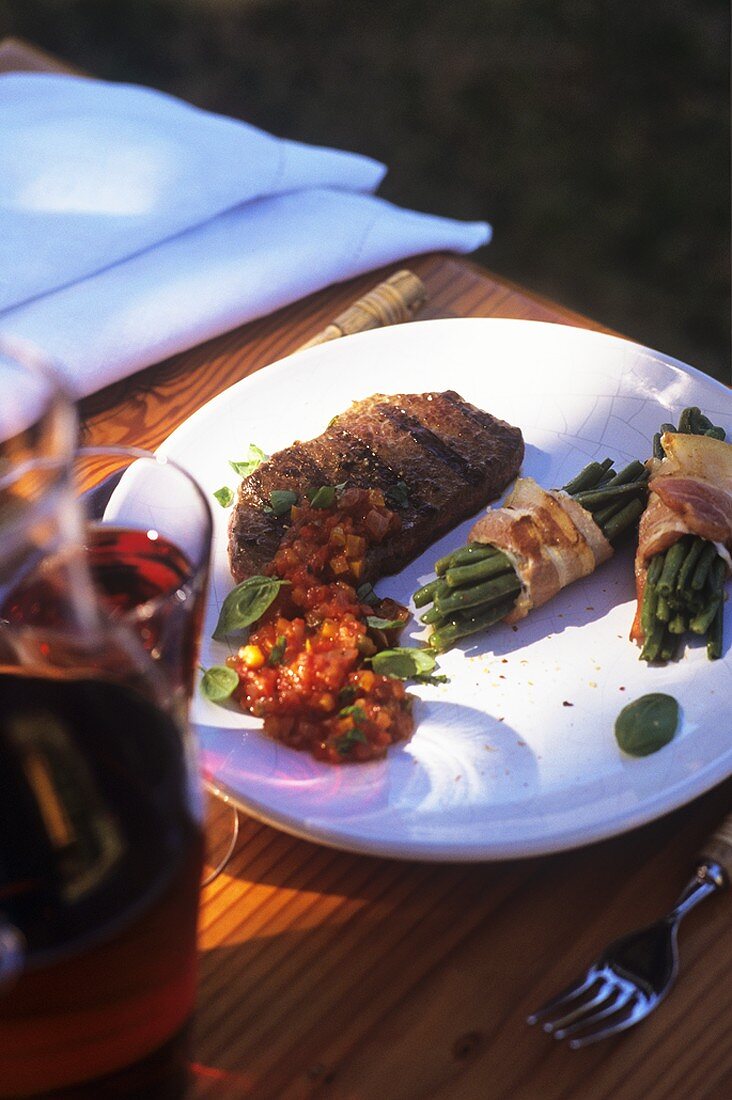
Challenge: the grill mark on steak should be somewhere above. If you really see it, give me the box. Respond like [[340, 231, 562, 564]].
[[327, 428, 436, 517], [228, 391, 523, 583], [307, 428, 398, 491], [377, 404, 485, 485], [407, 391, 527, 485], [402, 390, 497, 448], [337, 405, 466, 510], [441, 388, 500, 430]]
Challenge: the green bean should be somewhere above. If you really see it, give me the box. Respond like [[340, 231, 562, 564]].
[[691, 408, 717, 434], [420, 606, 446, 626], [592, 499, 627, 528], [676, 587, 703, 616], [690, 597, 722, 635], [599, 497, 646, 543], [691, 542, 718, 590], [656, 592, 671, 622], [640, 618, 666, 662], [640, 584, 657, 637], [678, 407, 696, 434], [668, 612, 688, 635], [657, 539, 690, 595], [675, 536, 705, 593], [435, 543, 498, 575], [659, 634, 680, 662], [647, 553, 665, 587], [574, 482, 648, 510], [652, 433, 664, 460], [705, 425, 726, 441], [691, 556, 728, 633], [710, 554, 727, 592], [640, 557, 663, 636], [665, 590, 685, 612], [660, 422, 677, 435], [603, 460, 649, 488], [430, 598, 518, 652], [707, 604, 723, 660], [689, 407, 707, 433], [413, 577, 446, 608], [561, 458, 613, 495], [435, 572, 521, 616], [445, 552, 515, 588]]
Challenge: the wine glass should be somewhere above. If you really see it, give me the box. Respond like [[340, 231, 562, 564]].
[[0, 332, 77, 469], [0, 419, 211, 1094], [68, 446, 239, 887]]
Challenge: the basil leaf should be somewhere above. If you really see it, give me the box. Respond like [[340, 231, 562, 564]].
[[212, 576, 290, 641], [356, 582, 380, 607], [366, 616, 406, 631], [265, 490, 298, 517], [229, 444, 268, 479], [200, 665, 239, 702], [371, 647, 436, 680], [615, 693, 679, 757], [308, 485, 336, 509], [336, 727, 368, 754], [386, 481, 410, 508], [338, 703, 367, 724], [337, 684, 357, 706], [213, 485, 234, 508], [268, 635, 287, 666]]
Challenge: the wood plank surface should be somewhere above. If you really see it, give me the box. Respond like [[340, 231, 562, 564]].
[[3, 37, 731, 1100]]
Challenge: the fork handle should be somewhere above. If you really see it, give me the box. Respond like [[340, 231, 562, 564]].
[[697, 812, 732, 886]]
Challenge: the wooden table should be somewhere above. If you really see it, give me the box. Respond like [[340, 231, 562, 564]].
[[3, 37, 731, 1100]]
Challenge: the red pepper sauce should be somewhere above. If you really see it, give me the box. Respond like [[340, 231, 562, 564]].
[[227, 487, 415, 763]]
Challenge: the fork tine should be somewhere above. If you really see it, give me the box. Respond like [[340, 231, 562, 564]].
[[567, 995, 652, 1049], [553, 985, 637, 1040], [542, 979, 617, 1034], [526, 968, 599, 1025]]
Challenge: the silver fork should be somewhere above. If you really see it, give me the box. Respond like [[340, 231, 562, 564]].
[[527, 812, 732, 1048]]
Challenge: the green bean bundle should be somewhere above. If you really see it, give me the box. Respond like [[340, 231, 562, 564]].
[[636, 407, 728, 663], [415, 457, 649, 652]]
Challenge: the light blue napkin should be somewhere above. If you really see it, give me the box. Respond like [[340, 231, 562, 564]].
[[0, 73, 491, 396]]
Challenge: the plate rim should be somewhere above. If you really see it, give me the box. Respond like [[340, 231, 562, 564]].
[[203, 747, 732, 862]]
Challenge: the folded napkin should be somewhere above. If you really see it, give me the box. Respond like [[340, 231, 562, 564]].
[[0, 73, 491, 397]]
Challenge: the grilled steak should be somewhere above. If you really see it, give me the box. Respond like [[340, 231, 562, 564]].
[[228, 391, 524, 583]]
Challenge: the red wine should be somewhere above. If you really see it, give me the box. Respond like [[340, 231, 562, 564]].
[[0, 527, 207, 1096], [2, 527, 206, 696], [0, 671, 203, 1098]]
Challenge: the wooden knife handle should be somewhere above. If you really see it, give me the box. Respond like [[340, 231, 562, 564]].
[[698, 812, 732, 884], [296, 269, 427, 352]]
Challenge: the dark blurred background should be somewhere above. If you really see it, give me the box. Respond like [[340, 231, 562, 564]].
[[1, 0, 729, 380]]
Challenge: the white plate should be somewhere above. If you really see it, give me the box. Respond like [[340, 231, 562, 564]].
[[156, 319, 732, 861]]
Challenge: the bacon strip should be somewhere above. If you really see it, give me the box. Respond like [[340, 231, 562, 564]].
[[468, 477, 613, 623], [631, 432, 732, 642]]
